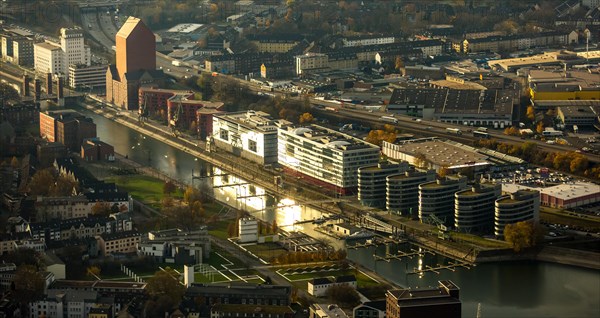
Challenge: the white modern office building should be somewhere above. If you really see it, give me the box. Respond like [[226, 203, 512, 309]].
[[278, 125, 380, 195], [238, 218, 258, 243], [68, 64, 108, 89], [454, 183, 502, 234], [34, 28, 91, 80], [495, 189, 540, 237], [358, 161, 411, 208], [419, 174, 468, 225], [212, 111, 290, 165]]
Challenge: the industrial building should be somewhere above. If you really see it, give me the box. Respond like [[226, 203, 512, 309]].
[[358, 161, 411, 208], [39, 110, 97, 151], [278, 125, 380, 194], [502, 182, 600, 209], [454, 183, 502, 234], [213, 111, 290, 165], [557, 105, 599, 126], [382, 138, 491, 174], [495, 189, 540, 237], [528, 68, 600, 102]]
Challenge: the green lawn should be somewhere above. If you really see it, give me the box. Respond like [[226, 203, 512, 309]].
[[105, 175, 182, 206], [208, 220, 232, 240], [450, 232, 510, 249], [194, 272, 230, 283], [206, 248, 247, 269]]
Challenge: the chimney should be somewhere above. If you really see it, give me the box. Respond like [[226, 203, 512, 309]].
[[46, 73, 53, 96], [56, 75, 64, 99], [22, 75, 30, 97], [34, 79, 41, 101]]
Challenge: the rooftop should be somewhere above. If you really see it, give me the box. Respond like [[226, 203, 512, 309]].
[[211, 304, 294, 314], [215, 110, 290, 133], [529, 69, 600, 90], [384, 138, 489, 169], [501, 182, 599, 201], [284, 124, 379, 151], [558, 106, 597, 118]]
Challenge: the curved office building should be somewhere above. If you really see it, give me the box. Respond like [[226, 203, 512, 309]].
[[419, 175, 467, 226], [494, 189, 540, 237], [454, 183, 501, 234]]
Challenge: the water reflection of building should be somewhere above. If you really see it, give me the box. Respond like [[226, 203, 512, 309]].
[[386, 280, 461, 318]]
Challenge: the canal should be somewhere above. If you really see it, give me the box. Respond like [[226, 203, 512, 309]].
[[80, 106, 600, 318]]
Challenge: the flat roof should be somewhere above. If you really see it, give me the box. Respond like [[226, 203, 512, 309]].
[[558, 106, 596, 118], [529, 69, 600, 89], [35, 41, 61, 51], [385, 139, 489, 168], [167, 23, 203, 34], [284, 125, 379, 151], [215, 110, 290, 132], [534, 100, 600, 107], [501, 182, 600, 201], [430, 79, 487, 90]]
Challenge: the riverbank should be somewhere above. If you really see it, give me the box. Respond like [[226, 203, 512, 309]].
[[77, 101, 600, 270]]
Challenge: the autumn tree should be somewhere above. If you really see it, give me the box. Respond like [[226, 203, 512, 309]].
[[184, 186, 203, 204], [503, 126, 520, 136], [413, 152, 428, 169], [146, 268, 185, 314], [28, 168, 55, 196], [299, 112, 314, 124], [526, 105, 535, 121], [11, 265, 45, 304], [271, 220, 278, 234], [535, 121, 545, 134], [49, 174, 79, 196], [227, 221, 239, 238], [324, 284, 361, 308], [364, 126, 397, 146], [504, 221, 536, 252], [91, 202, 112, 216], [163, 181, 177, 195], [86, 266, 101, 279]]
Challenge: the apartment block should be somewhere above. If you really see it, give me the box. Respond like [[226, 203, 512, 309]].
[[97, 231, 141, 256]]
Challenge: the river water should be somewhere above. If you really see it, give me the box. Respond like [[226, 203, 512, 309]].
[[81, 106, 600, 318]]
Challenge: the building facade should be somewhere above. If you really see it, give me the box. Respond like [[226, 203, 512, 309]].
[[386, 170, 437, 217], [494, 190, 540, 237], [34, 42, 64, 75], [68, 64, 108, 89], [386, 281, 461, 318], [419, 175, 468, 225], [106, 17, 164, 110], [307, 275, 357, 297], [97, 231, 141, 256], [213, 111, 290, 165], [238, 218, 258, 243], [454, 183, 502, 234], [358, 161, 411, 208], [278, 125, 380, 194]]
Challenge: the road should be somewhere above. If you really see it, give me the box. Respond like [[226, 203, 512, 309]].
[[81, 9, 115, 50]]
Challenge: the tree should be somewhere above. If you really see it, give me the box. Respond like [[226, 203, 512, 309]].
[[50, 174, 79, 196], [504, 221, 536, 252], [28, 168, 55, 196], [535, 121, 545, 134], [413, 152, 428, 169], [183, 186, 202, 204], [570, 154, 589, 174], [163, 181, 176, 195], [526, 105, 535, 121], [11, 265, 45, 304], [86, 266, 101, 279], [298, 112, 314, 124], [146, 269, 185, 313], [364, 128, 397, 146], [271, 220, 278, 234], [503, 126, 520, 136], [324, 285, 361, 308], [91, 202, 112, 216], [10, 156, 19, 168], [1, 248, 45, 269], [227, 221, 238, 238]]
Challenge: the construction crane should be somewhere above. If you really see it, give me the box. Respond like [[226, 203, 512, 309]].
[[138, 93, 149, 123], [424, 214, 450, 240], [170, 99, 183, 137]]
